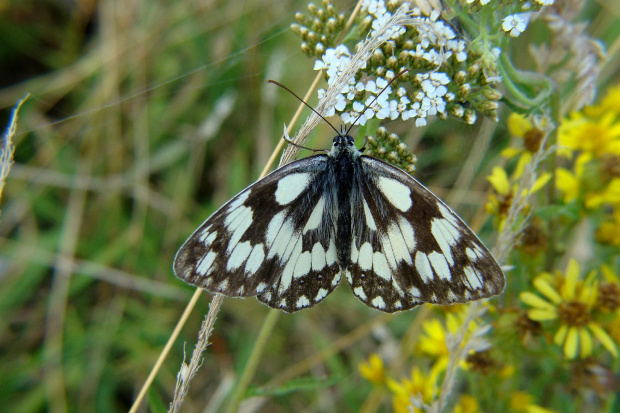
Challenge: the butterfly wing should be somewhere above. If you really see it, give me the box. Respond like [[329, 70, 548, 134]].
[[347, 156, 505, 312], [173, 155, 342, 312]]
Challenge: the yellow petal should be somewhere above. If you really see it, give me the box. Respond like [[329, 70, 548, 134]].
[[554, 324, 567, 346], [564, 327, 579, 359], [487, 167, 510, 195], [519, 292, 556, 311], [533, 277, 562, 305], [555, 168, 579, 202], [508, 113, 531, 137], [514, 152, 532, 179], [531, 172, 552, 194], [588, 323, 619, 357], [527, 309, 558, 321], [579, 327, 592, 358], [501, 147, 522, 159], [561, 259, 580, 300]]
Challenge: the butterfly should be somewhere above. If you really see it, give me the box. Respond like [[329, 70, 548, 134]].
[[173, 128, 505, 313]]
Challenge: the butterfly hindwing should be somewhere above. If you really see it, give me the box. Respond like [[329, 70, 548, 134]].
[[347, 156, 505, 312], [173, 155, 341, 312]]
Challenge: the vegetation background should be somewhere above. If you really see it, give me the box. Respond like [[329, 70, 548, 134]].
[[1, 1, 618, 412]]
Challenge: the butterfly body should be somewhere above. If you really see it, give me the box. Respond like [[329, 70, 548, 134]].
[[174, 133, 505, 312]]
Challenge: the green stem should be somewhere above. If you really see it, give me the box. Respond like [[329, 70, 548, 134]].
[[226, 309, 281, 413], [499, 52, 552, 110]]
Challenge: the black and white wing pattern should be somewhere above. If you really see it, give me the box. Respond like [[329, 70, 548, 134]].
[[174, 133, 505, 313], [347, 156, 505, 312], [174, 155, 342, 312]]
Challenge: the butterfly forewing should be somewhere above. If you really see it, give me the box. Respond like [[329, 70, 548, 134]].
[[346, 156, 505, 312], [173, 155, 342, 312]]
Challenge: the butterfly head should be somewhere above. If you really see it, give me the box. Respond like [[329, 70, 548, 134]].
[[329, 133, 359, 158]]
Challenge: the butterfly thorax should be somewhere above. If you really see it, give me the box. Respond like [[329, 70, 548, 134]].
[[327, 134, 361, 269]]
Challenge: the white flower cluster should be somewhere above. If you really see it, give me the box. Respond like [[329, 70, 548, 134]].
[[500, 0, 556, 37], [313, 0, 470, 128]]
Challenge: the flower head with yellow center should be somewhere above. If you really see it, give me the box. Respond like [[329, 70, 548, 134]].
[[520, 259, 618, 359]]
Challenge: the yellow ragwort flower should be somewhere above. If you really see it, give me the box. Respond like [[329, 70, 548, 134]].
[[453, 394, 481, 413], [559, 112, 620, 158], [584, 83, 620, 118], [359, 353, 387, 386], [502, 113, 549, 178], [387, 366, 438, 413], [510, 391, 555, 413], [596, 207, 620, 246], [486, 166, 551, 230], [520, 259, 618, 359]]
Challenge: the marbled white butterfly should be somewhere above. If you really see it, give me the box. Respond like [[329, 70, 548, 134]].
[[173, 121, 505, 313]]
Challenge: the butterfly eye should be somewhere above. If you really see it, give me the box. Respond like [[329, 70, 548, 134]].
[[346, 136, 354, 145]]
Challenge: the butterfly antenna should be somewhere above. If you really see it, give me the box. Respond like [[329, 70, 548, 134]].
[[345, 69, 409, 135], [267, 80, 340, 136]]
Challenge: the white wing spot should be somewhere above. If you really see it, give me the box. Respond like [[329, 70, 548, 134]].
[[377, 176, 412, 212], [428, 251, 451, 280], [279, 239, 302, 293], [266, 211, 287, 248], [227, 241, 252, 271], [293, 251, 312, 278], [227, 190, 250, 212], [431, 219, 458, 267], [315, 288, 328, 302], [275, 173, 311, 205], [464, 265, 483, 289], [199, 230, 217, 246], [218, 280, 229, 291], [373, 252, 391, 281], [279, 299, 287, 308], [393, 300, 402, 309], [358, 242, 373, 270], [438, 202, 459, 227], [245, 243, 265, 274], [397, 217, 416, 251], [415, 252, 433, 283], [351, 239, 359, 263], [197, 251, 217, 275], [237, 285, 245, 295], [371, 296, 386, 309], [311, 242, 326, 271], [409, 286, 421, 297], [354, 286, 367, 300], [226, 207, 253, 252], [256, 282, 268, 293], [296, 295, 310, 308], [303, 197, 325, 233], [387, 222, 412, 265], [326, 238, 337, 266], [262, 291, 272, 301], [362, 199, 377, 231], [268, 217, 294, 259], [332, 272, 342, 286], [466, 248, 478, 262]]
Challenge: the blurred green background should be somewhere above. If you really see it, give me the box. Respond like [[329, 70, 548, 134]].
[[0, 0, 571, 412]]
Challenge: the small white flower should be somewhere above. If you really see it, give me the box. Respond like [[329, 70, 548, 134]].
[[536, 0, 554, 5], [502, 13, 529, 37], [365, 80, 378, 94], [419, 72, 450, 98], [447, 39, 467, 62], [334, 93, 347, 111]]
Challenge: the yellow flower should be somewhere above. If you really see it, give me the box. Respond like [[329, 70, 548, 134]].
[[555, 153, 590, 203], [387, 366, 439, 413], [359, 353, 387, 386], [559, 112, 620, 158], [585, 177, 620, 209], [453, 395, 481, 413], [510, 391, 555, 413], [596, 207, 620, 246], [519, 259, 618, 359], [502, 113, 549, 178], [486, 166, 550, 230], [584, 83, 620, 118]]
